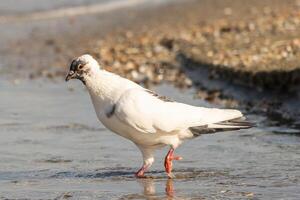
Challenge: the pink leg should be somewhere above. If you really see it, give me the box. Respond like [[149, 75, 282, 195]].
[[164, 148, 182, 178], [135, 164, 148, 178]]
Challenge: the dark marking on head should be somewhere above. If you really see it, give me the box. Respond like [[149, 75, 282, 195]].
[[70, 59, 88, 72], [146, 90, 173, 102], [106, 104, 116, 118], [67, 58, 89, 84]]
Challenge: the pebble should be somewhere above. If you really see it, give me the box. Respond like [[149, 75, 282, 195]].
[[29, 3, 297, 109]]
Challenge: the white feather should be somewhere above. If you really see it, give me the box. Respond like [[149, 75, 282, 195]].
[[114, 88, 243, 134], [69, 54, 251, 169]]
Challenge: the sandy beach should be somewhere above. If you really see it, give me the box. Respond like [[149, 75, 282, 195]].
[[1, 0, 300, 199], [1, 0, 300, 123]]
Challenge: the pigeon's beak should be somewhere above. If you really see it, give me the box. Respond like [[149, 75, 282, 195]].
[[65, 70, 76, 82]]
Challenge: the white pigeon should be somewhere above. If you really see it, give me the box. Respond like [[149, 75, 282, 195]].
[[65, 54, 252, 178]]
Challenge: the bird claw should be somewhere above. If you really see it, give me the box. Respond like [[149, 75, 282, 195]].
[[164, 148, 182, 178], [135, 173, 146, 178], [135, 165, 148, 178], [167, 172, 175, 179], [172, 156, 182, 161]]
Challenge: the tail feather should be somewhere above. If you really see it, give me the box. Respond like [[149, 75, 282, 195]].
[[189, 117, 253, 137], [214, 118, 253, 127]]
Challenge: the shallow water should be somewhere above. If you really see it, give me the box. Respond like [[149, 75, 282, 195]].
[[0, 80, 299, 199], [0, 0, 170, 15]]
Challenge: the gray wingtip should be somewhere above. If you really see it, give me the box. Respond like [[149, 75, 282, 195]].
[[189, 117, 255, 137]]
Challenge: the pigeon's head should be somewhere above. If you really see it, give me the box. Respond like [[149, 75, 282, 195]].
[[65, 54, 100, 84]]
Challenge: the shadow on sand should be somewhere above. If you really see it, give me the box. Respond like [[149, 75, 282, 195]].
[[177, 53, 300, 128]]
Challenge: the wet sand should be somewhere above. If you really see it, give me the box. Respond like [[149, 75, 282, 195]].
[[1, 1, 300, 199], [1, 0, 297, 79], [0, 80, 300, 199], [1, 0, 300, 125]]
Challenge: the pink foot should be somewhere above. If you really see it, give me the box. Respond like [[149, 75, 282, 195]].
[[164, 148, 182, 178], [135, 165, 148, 178]]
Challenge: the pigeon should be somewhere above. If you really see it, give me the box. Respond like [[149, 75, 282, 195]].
[[65, 54, 253, 178]]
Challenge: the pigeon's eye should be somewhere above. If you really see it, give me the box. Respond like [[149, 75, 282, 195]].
[[78, 64, 84, 70]]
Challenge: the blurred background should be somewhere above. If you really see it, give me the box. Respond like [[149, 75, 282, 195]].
[[0, 0, 300, 199]]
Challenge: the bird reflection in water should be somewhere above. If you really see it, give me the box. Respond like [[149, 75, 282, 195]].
[[165, 179, 175, 197], [137, 178, 176, 199]]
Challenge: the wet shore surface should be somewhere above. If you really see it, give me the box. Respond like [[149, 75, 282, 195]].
[[1, 80, 300, 199], [1, 0, 300, 199], [1, 0, 300, 125]]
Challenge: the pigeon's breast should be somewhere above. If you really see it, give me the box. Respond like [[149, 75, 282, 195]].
[[98, 112, 166, 146], [99, 112, 133, 139]]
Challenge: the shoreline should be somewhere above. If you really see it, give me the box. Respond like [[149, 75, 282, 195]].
[[0, 0, 175, 23], [1, 0, 300, 127]]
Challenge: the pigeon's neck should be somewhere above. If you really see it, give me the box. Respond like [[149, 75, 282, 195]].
[[85, 70, 119, 101], [84, 70, 140, 110]]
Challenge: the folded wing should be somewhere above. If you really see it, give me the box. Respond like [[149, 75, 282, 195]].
[[114, 88, 251, 134]]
